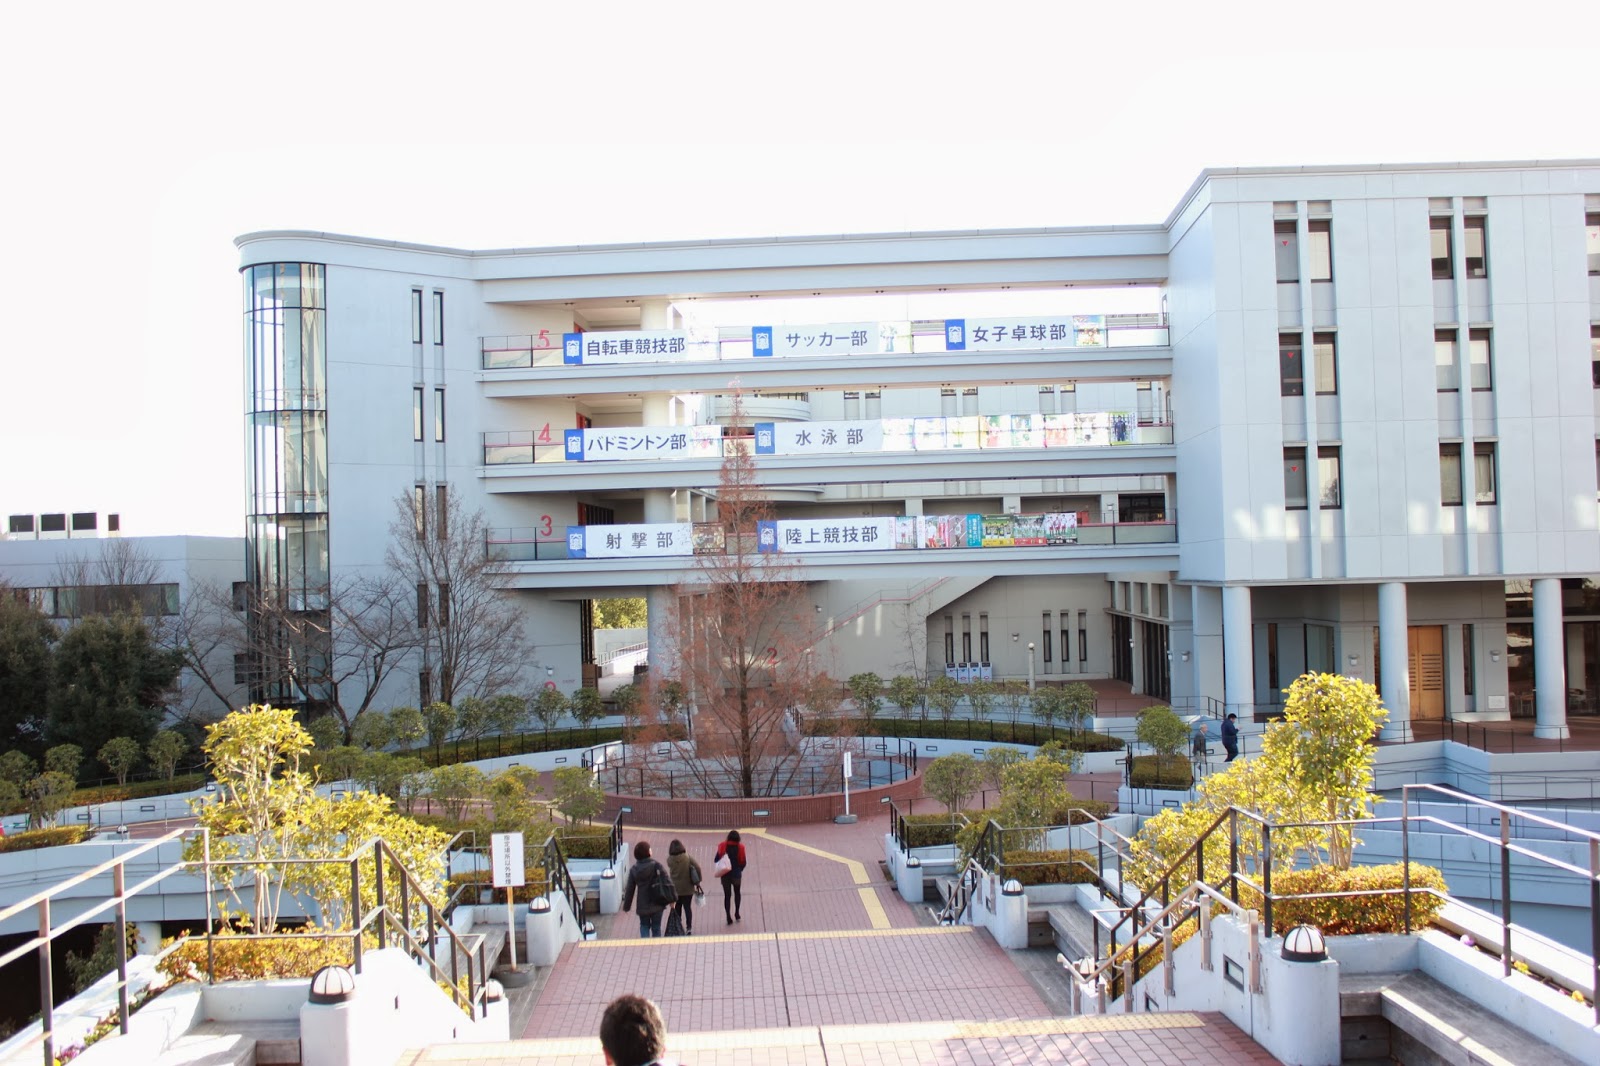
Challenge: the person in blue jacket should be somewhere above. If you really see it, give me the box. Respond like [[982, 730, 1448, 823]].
[[1221, 713, 1240, 762]]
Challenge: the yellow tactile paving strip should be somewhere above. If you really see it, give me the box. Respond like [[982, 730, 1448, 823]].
[[576, 925, 970, 949]]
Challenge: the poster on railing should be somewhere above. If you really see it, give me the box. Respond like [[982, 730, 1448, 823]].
[[563, 425, 723, 461], [941, 315, 1106, 351], [979, 512, 1079, 546], [566, 523, 696, 559], [562, 330, 711, 365], [753, 420, 884, 455], [757, 517, 897, 553], [751, 321, 910, 358], [919, 514, 983, 549]]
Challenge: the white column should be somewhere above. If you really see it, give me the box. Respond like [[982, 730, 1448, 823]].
[[638, 300, 672, 331], [1222, 586, 1254, 714], [1128, 622, 1144, 695], [1192, 586, 1224, 709], [642, 486, 677, 680], [1378, 582, 1411, 741], [1533, 577, 1569, 739], [1099, 493, 1119, 524]]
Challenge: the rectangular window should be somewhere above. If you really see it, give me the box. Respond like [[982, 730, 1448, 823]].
[[944, 627, 954, 665], [1042, 613, 1053, 663], [962, 630, 972, 662], [419, 668, 433, 706], [437, 582, 450, 628], [1266, 623, 1279, 691], [1430, 216, 1454, 279], [231, 581, 249, 611], [1592, 326, 1599, 389], [412, 387, 424, 441], [1588, 212, 1600, 275], [1274, 220, 1299, 282], [417, 582, 429, 627], [410, 289, 423, 344], [413, 484, 426, 539], [436, 485, 448, 540], [1279, 332, 1303, 396], [1435, 329, 1460, 392], [1061, 625, 1071, 664], [978, 625, 989, 663], [1313, 332, 1338, 394], [1474, 443, 1497, 504], [1284, 447, 1308, 509], [1468, 328, 1492, 391], [1463, 623, 1475, 697], [431, 291, 444, 344], [1440, 443, 1463, 505], [1318, 446, 1342, 509], [434, 387, 446, 442], [1078, 613, 1088, 664], [1463, 217, 1487, 279], [1307, 219, 1333, 281]]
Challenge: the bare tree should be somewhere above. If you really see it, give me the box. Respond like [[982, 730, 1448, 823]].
[[251, 573, 424, 742], [159, 578, 249, 726], [668, 394, 822, 798], [387, 487, 529, 706], [49, 539, 166, 619]]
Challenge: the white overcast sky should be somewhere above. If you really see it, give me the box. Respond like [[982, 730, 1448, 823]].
[[0, 0, 1590, 538]]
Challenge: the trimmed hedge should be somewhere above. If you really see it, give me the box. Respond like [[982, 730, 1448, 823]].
[[556, 830, 613, 860], [158, 928, 352, 984], [421, 723, 688, 768], [1128, 755, 1192, 789], [448, 868, 549, 904], [902, 813, 963, 848], [68, 773, 208, 807], [808, 716, 1124, 750], [1001, 848, 1099, 886], [1245, 862, 1448, 935], [0, 826, 92, 852]]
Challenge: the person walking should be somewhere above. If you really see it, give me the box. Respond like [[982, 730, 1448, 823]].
[[1191, 718, 1211, 774], [666, 838, 703, 935], [1221, 713, 1240, 762], [713, 829, 747, 925], [620, 840, 671, 938]]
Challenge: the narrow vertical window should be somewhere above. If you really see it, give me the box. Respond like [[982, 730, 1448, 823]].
[[1042, 627, 1053, 665], [1587, 212, 1600, 276], [434, 387, 446, 442], [436, 484, 449, 540], [1440, 443, 1463, 505], [413, 484, 426, 539], [1473, 443, 1497, 504], [1061, 623, 1071, 664], [1266, 623, 1280, 691], [1430, 216, 1454, 279], [416, 582, 429, 627], [419, 668, 433, 706], [1463, 217, 1487, 279], [1468, 329, 1493, 391], [943, 620, 954, 665], [437, 582, 450, 627], [1274, 220, 1299, 282], [1435, 329, 1460, 392], [1591, 326, 1599, 388], [1317, 446, 1342, 509], [1078, 610, 1088, 664], [1462, 623, 1476, 697], [431, 291, 444, 344], [1284, 447, 1308, 509], [1278, 332, 1304, 396], [978, 614, 989, 663], [410, 289, 423, 344], [961, 622, 972, 663], [1313, 332, 1338, 395], [1307, 219, 1333, 281], [413, 387, 424, 441]]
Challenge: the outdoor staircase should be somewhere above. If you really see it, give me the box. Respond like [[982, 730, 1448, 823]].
[[1339, 971, 1586, 1066], [155, 1021, 300, 1066]]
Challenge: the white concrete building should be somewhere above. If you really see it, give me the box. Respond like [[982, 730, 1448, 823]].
[[235, 159, 1600, 741]]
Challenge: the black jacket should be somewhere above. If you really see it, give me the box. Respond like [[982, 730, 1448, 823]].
[[622, 858, 669, 916]]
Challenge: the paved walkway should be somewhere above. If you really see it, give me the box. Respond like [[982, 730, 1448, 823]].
[[404, 814, 1279, 1064]]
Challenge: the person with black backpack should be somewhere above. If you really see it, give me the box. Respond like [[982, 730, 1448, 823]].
[[621, 840, 675, 938]]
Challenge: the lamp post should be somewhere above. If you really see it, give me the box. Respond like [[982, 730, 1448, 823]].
[[1026, 642, 1036, 692]]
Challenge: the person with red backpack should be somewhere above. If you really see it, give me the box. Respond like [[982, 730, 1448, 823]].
[[713, 829, 747, 926], [621, 840, 675, 938]]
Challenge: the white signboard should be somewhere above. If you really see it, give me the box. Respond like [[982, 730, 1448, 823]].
[[755, 420, 883, 456], [491, 832, 526, 889], [765, 517, 896, 553], [563, 330, 699, 365], [946, 315, 1106, 351], [753, 321, 911, 357], [565, 425, 723, 462], [567, 522, 696, 559]]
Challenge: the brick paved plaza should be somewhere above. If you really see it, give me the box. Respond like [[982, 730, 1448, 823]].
[[396, 817, 1279, 1065]]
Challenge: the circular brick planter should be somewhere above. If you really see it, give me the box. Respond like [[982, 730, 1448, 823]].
[[600, 767, 925, 827]]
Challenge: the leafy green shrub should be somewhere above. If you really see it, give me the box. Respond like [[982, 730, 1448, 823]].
[[556, 830, 613, 860], [157, 927, 354, 984], [1129, 754, 1192, 789], [68, 774, 208, 807], [0, 825, 92, 852], [1245, 862, 1448, 935], [1001, 848, 1099, 886], [805, 716, 1124, 749], [902, 812, 963, 848], [1060, 799, 1114, 824], [447, 868, 549, 903]]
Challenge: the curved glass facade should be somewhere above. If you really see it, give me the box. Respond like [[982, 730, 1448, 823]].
[[244, 263, 329, 616]]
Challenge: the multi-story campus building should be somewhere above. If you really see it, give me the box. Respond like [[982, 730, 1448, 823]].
[[235, 159, 1600, 743]]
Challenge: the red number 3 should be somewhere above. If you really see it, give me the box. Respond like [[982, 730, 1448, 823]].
[[539, 515, 553, 537]]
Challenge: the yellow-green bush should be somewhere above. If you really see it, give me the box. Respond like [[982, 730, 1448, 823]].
[[1242, 862, 1447, 935], [0, 825, 91, 852], [1059, 799, 1114, 824], [1001, 848, 1099, 886], [556, 830, 613, 860], [903, 813, 963, 848], [158, 928, 354, 984], [448, 867, 549, 904]]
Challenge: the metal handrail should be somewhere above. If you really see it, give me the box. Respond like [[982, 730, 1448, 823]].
[[542, 833, 584, 925]]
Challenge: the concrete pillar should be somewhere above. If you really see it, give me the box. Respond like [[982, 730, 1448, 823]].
[[641, 394, 672, 428], [598, 867, 622, 915], [1192, 586, 1224, 709], [478, 982, 511, 1041], [993, 880, 1029, 950], [1378, 583, 1411, 740], [896, 855, 924, 904], [638, 300, 672, 331], [1128, 621, 1144, 696], [134, 921, 163, 957], [1445, 623, 1467, 716], [1099, 493, 1119, 524], [1222, 586, 1254, 714], [300, 984, 360, 1066], [1260, 949, 1341, 1066], [643, 484, 678, 681], [1533, 577, 1569, 739], [525, 900, 560, 967]]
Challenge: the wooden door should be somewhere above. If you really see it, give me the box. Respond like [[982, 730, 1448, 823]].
[[1408, 626, 1445, 720]]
